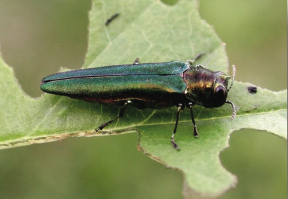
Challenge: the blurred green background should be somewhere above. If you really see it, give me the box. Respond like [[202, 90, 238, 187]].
[[0, 0, 286, 198]]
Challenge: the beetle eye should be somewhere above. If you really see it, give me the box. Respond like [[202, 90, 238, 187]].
[[213, 86, 227, 107]]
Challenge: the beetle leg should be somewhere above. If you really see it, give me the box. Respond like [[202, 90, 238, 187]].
[[171, 103, 183, 150], [96, 100, 131, 132], [133, 58, 139, 64], [188, 102, 199, 137], [187, 52, 206, 66]]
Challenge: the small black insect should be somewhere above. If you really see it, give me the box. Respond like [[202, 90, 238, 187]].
[[105, 13, 119, 26], [248, 86, 257, 94]]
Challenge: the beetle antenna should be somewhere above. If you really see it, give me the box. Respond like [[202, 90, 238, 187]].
[[226, 100, 236, 119], [227, 65, 236, 92]]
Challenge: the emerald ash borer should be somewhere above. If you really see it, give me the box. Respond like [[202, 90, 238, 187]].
[[40, 54, 236, 149]]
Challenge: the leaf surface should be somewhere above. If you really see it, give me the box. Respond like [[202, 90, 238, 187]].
[[0, 0, 286, 198]]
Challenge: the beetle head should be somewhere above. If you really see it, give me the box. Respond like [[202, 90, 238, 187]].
[[212, 74, 228, 107]]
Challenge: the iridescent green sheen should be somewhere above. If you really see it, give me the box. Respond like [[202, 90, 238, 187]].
[[42, 61, 187, 82], [41, 61, 189, 108], [41, 75, 186, 102]]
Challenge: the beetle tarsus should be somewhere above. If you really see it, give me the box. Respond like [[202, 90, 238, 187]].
[[133, 58, 139, 64], [95, 101, 131, 132], [193, 126, 199, 137], [96, 122, 110, 132], [171, 136, 180, 150]]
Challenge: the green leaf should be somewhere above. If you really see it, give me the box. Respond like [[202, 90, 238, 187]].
[[0, 0, 286, 198]]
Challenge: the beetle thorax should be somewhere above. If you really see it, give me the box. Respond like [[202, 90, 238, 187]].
[[183, 66, 229, 108]]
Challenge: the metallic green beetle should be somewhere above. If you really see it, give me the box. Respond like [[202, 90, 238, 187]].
[[40, 55, 236, 149]]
